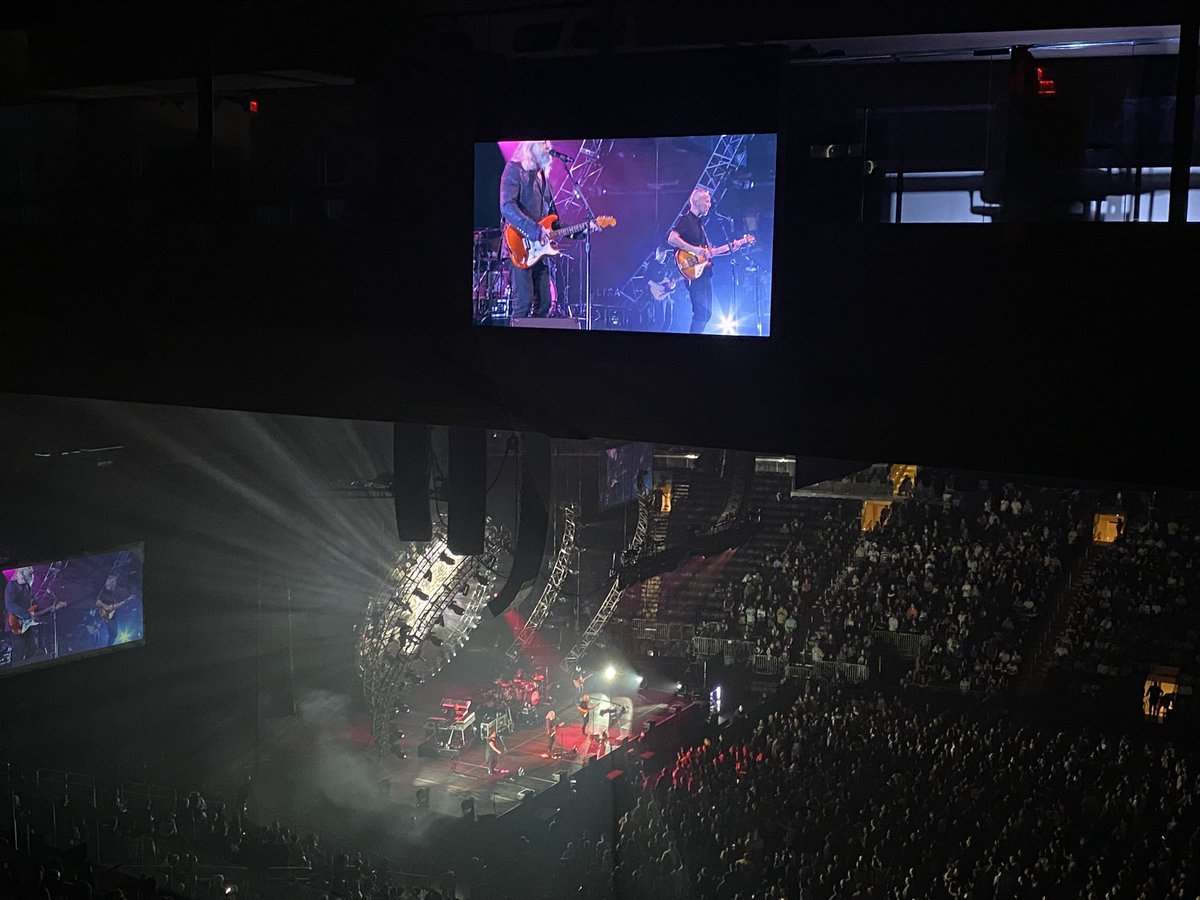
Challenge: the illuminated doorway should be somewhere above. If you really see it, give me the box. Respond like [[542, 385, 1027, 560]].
[[1093, 512, 1125, 544]]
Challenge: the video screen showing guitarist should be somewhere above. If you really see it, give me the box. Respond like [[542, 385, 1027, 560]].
[[668, 188, 754, 335], [499, 140, 604, 319]]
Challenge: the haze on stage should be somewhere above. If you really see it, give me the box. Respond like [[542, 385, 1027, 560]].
[[2, 543, 145, 676], [473, 134, 776, 336]]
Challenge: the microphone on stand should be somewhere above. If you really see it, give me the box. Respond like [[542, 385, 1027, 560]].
[[550, 147, 599, 164], [714, 212, 735, 224]]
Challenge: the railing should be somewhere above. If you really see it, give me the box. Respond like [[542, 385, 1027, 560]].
[[751, 653, 787, 675], [785, 661, 870, 683], [872, 629, 930, 659], [692, 636, 725, 658]]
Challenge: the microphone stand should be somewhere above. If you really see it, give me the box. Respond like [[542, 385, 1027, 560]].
[[715, 214, 738, 329], [555, 155, 598, 329]]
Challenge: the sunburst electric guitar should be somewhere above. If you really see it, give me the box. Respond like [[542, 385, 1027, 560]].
[[504, 214, 617, 269], [675, 234, 756, 281]]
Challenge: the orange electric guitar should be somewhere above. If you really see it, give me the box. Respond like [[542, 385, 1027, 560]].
[[504, 214, 617, 269], [6, 600, 68, 636], [675, 234, 756, 281]]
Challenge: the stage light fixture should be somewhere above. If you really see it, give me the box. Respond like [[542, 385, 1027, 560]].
[[429, 635, 444, 647], [423, 569, 434, 582], [473, 572, 488, 586], [435, 614, 446, 628], [604, 665, 616, 680], [448, 601, 466, 615], [414, 588, 430, 603], [439, 551, 456, 565]]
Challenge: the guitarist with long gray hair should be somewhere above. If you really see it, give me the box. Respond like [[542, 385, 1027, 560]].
[[4, 566, 64, 664], [499, 140, 603, 320]]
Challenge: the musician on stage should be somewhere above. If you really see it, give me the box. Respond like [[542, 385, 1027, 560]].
[[667, 187, 718, 334], [645, 244, 680, 332], [578, 694, 592, 735], [544, 709, 558, 757], [485, 725, 504, 775], [499, 140, 600, 319], [95, 574, 132, 648]]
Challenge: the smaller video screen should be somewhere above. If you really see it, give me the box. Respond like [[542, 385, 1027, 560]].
[[600, 443, 653, 512], [2, 543, 145, 676]]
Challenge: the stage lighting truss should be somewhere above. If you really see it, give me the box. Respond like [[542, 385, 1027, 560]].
[[551, 139, 614, 220], [505, 503, 579, 663], [359, 522, 510, 752], [560, 491, 651, 672]]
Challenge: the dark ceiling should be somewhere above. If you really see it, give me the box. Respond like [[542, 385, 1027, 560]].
[[1, 3, 1197, 490]]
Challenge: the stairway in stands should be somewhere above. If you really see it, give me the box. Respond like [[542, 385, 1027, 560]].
[[1017, 550, 1101, 697], [619, 478, 687, 620]]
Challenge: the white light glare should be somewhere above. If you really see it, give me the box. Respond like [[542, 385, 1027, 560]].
[[717, 313, 738, 335], [604, 665, 616, 680]]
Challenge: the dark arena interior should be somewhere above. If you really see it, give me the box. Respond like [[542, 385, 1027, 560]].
[[3, 3, 1200, 899]]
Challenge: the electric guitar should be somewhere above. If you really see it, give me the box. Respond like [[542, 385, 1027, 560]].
[[504, 214, 617, 269], [648, 274, 684, 300], [98, 594, 135, 621], [6, 600, 68, 636], [675, 234, 756, 281]]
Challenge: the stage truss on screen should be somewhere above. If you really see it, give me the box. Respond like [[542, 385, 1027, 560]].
[[552, 139, 614, 220], [358, 523, 510, 752], [560, 490, 652, 671], [505, 502, 578, 663], [615, 134, 756, 304]]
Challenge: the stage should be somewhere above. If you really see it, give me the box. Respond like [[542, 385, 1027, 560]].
[[248, 640, 680, 862]]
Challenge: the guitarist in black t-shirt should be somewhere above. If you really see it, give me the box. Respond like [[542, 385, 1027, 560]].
[[668, 188, 753, 334], [668, 188, 716, 333], [96, 575, 133, 647]]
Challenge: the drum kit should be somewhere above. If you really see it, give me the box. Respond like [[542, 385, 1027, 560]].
[[484, 668, 548, 726], [473, 228, 510, 324]]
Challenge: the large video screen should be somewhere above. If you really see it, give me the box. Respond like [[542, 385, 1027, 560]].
[[2, 543, 145, 675], [474, 134, 776, 336], [600, 443, 653, 512]]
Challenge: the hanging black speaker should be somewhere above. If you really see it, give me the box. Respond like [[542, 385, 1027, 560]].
[[487, 432, 550, 616], [448, 426, 486, 555], [392, 423, 432, 542]]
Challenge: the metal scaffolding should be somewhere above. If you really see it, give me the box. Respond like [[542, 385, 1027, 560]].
[[505, 503, 578, 663], [552, 139, 613, 221], [560, 491, 652, 671], [358, 524, 509, 753]]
